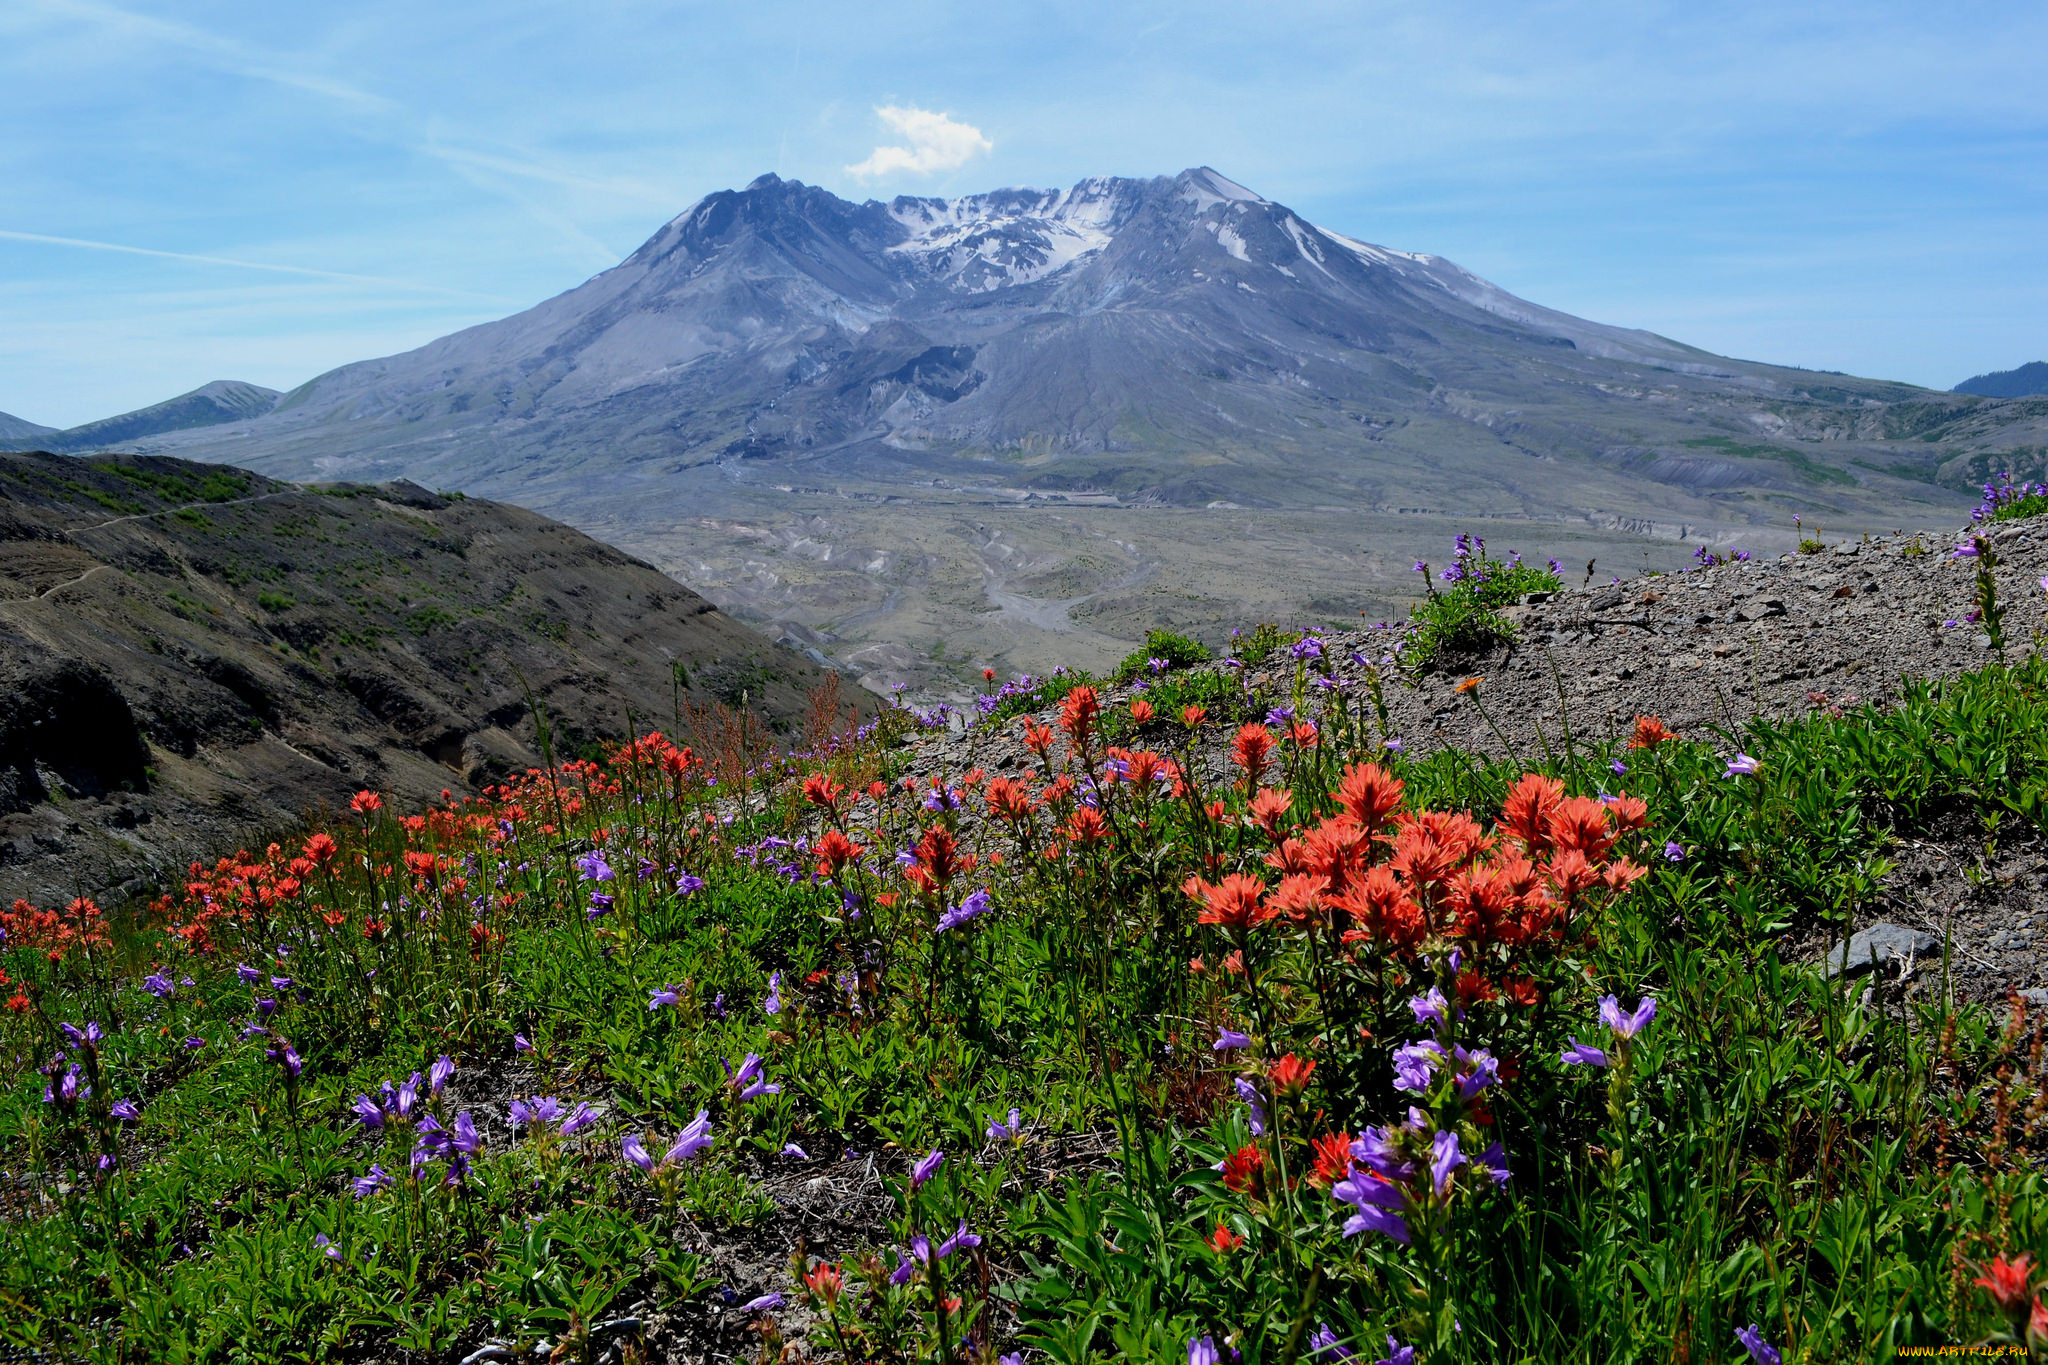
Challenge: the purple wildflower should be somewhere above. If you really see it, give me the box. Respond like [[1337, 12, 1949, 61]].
[[1561, 1039, 1610, 1067], [1599, 995, 1657, 1039], [647, 984, 681, 1011], [428, 1055, 454, 1095], [1392, 1039, 1445, 1093], [622, 1132, 655, 1173], [111, 1098, 141, 1121], [664, 1109, 713, 1163], [1189, 1336, 1222, 1365], [1407, 988, 1451, 1031], [763, 972, 782, 1016], [143, 971, 175, 998], [183, 1035, 206, 1050], [1430, 1128, 1466, 1194], [1735, 1325, 1782, 1365], [351, 1164, 393, 1198], [781, 1143, 809, 1159], [1213, 1025, 1252, 1051], [739, 1290, 783, 1313], [911, 1147, 944, 1189], [1724, 753, 1760, 778], [351, 1093, 386, 1129], [575, 850, 614, 882], [987, 1107, 1022, 1140], [557, 1101, 600, 1137], [1235, 1075, 1268, 1137]]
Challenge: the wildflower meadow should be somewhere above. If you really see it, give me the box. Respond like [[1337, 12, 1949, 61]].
[[9, 548, 2048, 1363]]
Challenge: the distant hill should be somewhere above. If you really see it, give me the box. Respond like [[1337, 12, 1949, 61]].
[[0, 451, 859, 905], [0, 381, 281, 454], [0, 411, 55, 443], [1955, 362, 2048, 398]]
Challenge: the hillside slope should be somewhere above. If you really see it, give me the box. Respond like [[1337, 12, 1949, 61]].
[[0, 452, 852, 906], [0, 381, 281, 454]]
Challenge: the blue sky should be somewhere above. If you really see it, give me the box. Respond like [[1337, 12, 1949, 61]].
[[1, 0, 2043, 427]]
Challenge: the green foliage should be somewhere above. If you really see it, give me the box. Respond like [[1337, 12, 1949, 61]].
[[1111, 629, 1213, 684], [12, 597, 2048, 1361], [256, 590, 296, 612], [980, 666, 1098, 726], [1407, 538, 1561, 667]]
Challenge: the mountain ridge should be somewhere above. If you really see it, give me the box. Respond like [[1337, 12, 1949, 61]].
[[1955, 361, 2048, 399], [79, 167, 2048, 691]]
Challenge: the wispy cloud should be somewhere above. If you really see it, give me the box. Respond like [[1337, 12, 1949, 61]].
[[18, 0, 393, 110], [0, 229, 517, 303], [845, 105, 992, 179]]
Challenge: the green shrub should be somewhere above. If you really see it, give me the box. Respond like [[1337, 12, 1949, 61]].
[[1407, 535, 1561, 667], [1110, 629, 1212, 684]]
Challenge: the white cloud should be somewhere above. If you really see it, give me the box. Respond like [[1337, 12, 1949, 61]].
[[845, 105, 992, 179]]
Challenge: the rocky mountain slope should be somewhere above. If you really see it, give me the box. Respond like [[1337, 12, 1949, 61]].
[[106, 169, 2048, 690], [0, 381, 281, 454], [0, 451, 852, 907]]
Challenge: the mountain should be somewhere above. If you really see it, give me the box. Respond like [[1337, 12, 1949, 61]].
[[1, 380, 282, 454], [0, 451, 857, 906], [0, 411, 55, 443], [1956, 361, 2048, 398], [124, 168, 2048, 691]]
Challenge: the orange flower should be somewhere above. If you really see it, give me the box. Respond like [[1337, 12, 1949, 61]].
[[804, 1261, 843, 1304], [1268, 1052, 1316, 1096], [1183, 704, 1209, 728], [802, 772, 847, 811], [1207, 1223, 1245, 1253], [1021, 719, 1055, 755], [903, 824, 962, 894], [982, 667, 997, 682], [1548, 796, 1618, 861], [984, 777, 1038, 822], [1454, 676, 1484, 695], [302, 832, 339, 867], [1499, 773, 1564, 855], [1065, 807, 1110, 846], [814, 828, 863, 876], [1604, 794, 1649, 833], [1123, 750, 1172, 794], [1232, 724, 1276, 785], [1308, 1131, 1354, 1187], [1334, 762, 1405, 831], [1266, 873, 1324, 924], [1288, 721, 1320, 748], [1221, 1144, 1265, 1193], [1978, 1254, 2038, 1313], [350, 790, 383, 814], [1129, 698, 1156, 724], [1629, 714, 1677, 749], [1189, 873, 1277, 931], [1248, 787, 1294, 838], [1058, 684, 1101, 743]]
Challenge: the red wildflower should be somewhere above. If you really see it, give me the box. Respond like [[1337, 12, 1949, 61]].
[[1268, 1052, 1316, 1096], [1183, 704, 1208, 727], [350, 790, 383, 815], [1190, 873, 1277, 931], [1500, 773, 1564, 855], [1058, 684, 1101, 744], [1221, 1144, 1265, 1194], [1248, 787, 1293, 838], [1335, 762, 1405, 832], [302, 832, 339, 867], [1978, 1254, 2038, 1313], [1308, 1131, 1354, 1187], [804, 1261, 843, 1304], [815, 828, 863, 877], [1130, 698, 1155, 724], [1207, 1223, 1245, 1253], [1548, 796, 1617, 861], [1065, 807, 1111, 846], [1629, 715, 1677, 749], [984, 776, 1037, 822], [1231, 724, 1276, 786], [1021, 719, 1056, 755], [802, 772, 847, 811]]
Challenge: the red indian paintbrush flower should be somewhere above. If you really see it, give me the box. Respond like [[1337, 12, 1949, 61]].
[[1207, 1223, 1245, 1253], [814, 828, 862, 877], [1232, 724, 1275, 786], [1335, 762, 1405, 831], [1629, 714, 1677, 748], [1308, 1131, 1354, 1187], [1129, 698, 1155, 724], [1268, 1053, 1315, 1096], [802, 772, 847, 811], [1188, 873, 1277, 931], [1248, 787, 1293, 838], [1977, 1253, 2038, 1313], [1221, 1144, 1265, 1193], [1058, 684, 1101, 743]]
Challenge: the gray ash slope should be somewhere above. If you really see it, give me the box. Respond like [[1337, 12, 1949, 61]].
[[0, 451, 852, 907], [911, 518, 2048, 1007]]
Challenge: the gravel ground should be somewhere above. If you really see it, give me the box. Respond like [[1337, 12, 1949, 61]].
[[908, 518, 2048, 1009]]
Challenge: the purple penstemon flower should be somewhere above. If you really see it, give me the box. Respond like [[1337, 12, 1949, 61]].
[[647, 984, 681, 1011], [557, 1101, 600, 1137], [1599, 994, 1657, 1039], [236, 963, 263, 984], [513, 1033, 534, 1054], [1374, 1337, 1417, 1365], [1734, 1325, 1782, 1365], [183, 1035, 206, 1050], [1453, 1045, 1499, 1099], [763, 972, 782, 1016], [351, 1093, 387, 1129], [664, 1109, 714, 1163], [450, 1112, 482, 1155], [889, 1234, 932, 1285], [1391, 1039, 1445, 1094], [911, 1147, 945, 1189], [510, 1096, 563, 1129], [1189, 1336, 1223, 1365], [1561, 1039, 1610, 1067], [738, 1291, 783, 1313], [1308, 1324, 1354, 1362], [575, 850, 614, 883], [143, 971, 175, 998], [1235, 1075, 1269, 1137], [1407, 987, 1451, 1031], [1332, 1163, 1412, 1244], [986, 1107, 1022, 1140], [782, 1142, 809, 1159], [315, 1233, 343, 1262], [428, 1055, 455, 1095], [1724, 752, 1760, 778], [351, 1164, 393, 1198], [934, 1220, 982, 1259], [622, 1132, 655, 1173], [1663, 840, 1685, 863], [676, 872, 706, 896], [111, 1098, 141, 1121], [1213, 1025, 1252, 1052]]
